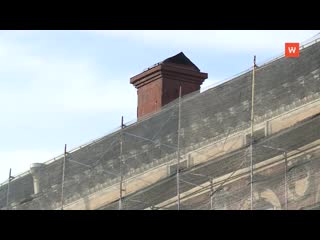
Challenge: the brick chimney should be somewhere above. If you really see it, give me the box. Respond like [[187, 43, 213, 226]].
[[130, 52, 208, 119]]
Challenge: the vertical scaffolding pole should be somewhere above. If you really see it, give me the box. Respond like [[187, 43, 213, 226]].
[[210, 178, 213, 210], [177, 85, 182, 210], [119, 116, 124, 210], [6, 168, 12, 210], [61, 144, 67, 210], [250, 56, 256, 210], [284, 151, 288, 210]]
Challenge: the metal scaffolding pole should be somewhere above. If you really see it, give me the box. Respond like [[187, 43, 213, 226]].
[[210, 178, 213, 210], [177, 85, 182, 210], [119, 116, 125, 210], [61, 144, 67, 210], [250, 56, 257, 210], [284, 151, 288, 210], [6, 168, 12, 210]]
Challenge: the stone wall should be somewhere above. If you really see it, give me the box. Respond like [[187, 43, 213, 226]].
[[101, 113, 320, 210]]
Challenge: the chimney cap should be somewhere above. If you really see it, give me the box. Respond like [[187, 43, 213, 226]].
[[30, 163, 45, 169], [161, 52, 200, 71], [132, 52, 203, 85], [142, 52, 200, 73], [30, 163, 45, 175]]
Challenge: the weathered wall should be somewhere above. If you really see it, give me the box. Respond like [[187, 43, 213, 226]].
[[162, 76, 200, 106], [0, 174, 33, 209], [137, 79, 162, 119], [101, 113, 320, 210]]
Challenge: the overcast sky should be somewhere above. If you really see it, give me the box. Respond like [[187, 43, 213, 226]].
[[0, 30, 319, 183]]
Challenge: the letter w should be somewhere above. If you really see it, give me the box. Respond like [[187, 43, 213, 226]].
[[288, 47, 296, 53]]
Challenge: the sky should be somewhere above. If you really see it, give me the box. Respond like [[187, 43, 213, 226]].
[[0, 30, 319, 183]]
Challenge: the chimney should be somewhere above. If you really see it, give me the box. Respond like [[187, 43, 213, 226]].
[[130, 52, 208, 119], [30, 163, 45, 195]]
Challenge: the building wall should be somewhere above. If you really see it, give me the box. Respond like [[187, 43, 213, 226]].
[[166, 142, 320, 210], [1, 40, 320, 210], [102, 114, 320, 210]]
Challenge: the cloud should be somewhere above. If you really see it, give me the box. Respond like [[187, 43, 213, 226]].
[[0, 38, 137, 127], [90, 30, 320, 53], [0, 34, 139, 183]]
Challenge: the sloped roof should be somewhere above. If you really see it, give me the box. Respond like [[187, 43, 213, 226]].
[[2, 39, 320, 210], [161, 52, 200, 71]]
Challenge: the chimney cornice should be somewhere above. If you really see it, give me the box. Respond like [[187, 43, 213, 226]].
[[130, 62, 207, 89]]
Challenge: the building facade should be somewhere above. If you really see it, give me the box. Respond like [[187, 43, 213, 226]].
[[1, 39, 320, 210]]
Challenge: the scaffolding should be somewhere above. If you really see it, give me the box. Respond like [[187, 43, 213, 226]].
[[1, 33, 320, 210]]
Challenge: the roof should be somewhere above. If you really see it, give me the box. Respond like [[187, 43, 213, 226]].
[[161, 52, 200, 71], [141, 52, 201, 73], [2, 38, 320, 210]]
